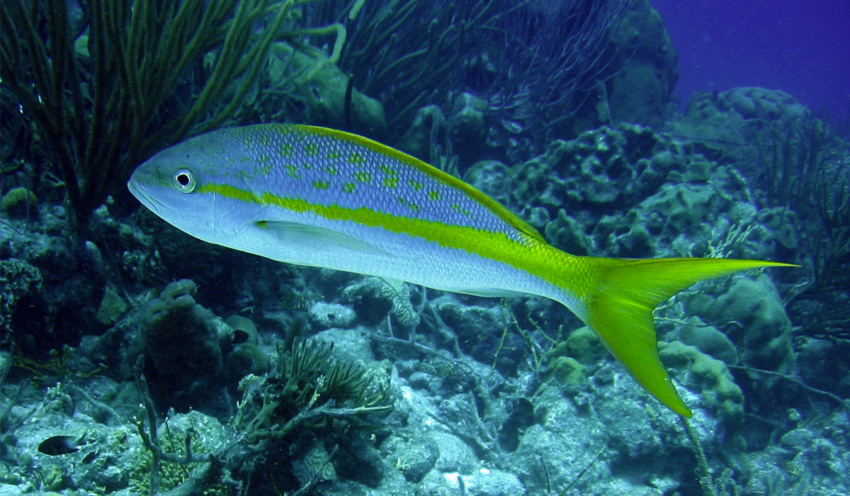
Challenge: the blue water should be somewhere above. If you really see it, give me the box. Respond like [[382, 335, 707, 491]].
[[654, 0, 850, 123]]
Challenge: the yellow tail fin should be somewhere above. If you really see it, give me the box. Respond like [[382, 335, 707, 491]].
[[583, 257, 795, 417]]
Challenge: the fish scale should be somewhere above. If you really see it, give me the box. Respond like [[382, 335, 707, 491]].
[[129, 123, 795, 417], [230, 125, 523, 235]]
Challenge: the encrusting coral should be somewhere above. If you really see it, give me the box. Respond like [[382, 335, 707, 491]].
[[659, 341, 745, 426], [1, 187, 37, 218]]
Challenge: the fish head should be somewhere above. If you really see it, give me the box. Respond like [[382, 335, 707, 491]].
[[128, 130, 262, 245]]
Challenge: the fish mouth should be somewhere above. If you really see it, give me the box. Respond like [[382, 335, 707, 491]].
[[127, 176, 168, 214], [127, 175, 143, 199]]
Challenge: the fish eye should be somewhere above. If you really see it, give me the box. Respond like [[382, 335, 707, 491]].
[[172, 168, 196, 193]]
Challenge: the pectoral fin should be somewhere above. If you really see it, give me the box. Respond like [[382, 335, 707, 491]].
[[255, 220, 388, 256]]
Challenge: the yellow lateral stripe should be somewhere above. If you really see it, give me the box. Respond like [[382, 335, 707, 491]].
[[199, 182, 559, 282], [290, 125, 546, 243]]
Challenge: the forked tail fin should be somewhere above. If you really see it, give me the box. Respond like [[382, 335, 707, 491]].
[[583, 257, 796, 417]]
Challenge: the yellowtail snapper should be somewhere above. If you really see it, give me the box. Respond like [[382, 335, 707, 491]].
[[128, 124, 795, 416]]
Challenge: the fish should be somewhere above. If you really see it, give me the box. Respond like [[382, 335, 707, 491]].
[[128, 124, 795, 417], [38, 434, 85, 455]]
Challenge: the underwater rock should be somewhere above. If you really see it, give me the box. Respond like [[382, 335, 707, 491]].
[[436, 298, 524, 376], [514, 383, 612, 494], [669, 86, 813, 176], [12, 401, 147, 493], [222, 342, 267, 379], [438, 300, 505, 342], [140, 279, 225, 386], [547, 356, 587, 387], [2, 207, 107, 351], [334, 432, 385, 488], [796, 337, 850, 399], [579, 157, 766, 260], [757, 206, 800, 251], [543, 326, 605, 390], [777, 427, 845, 478], [434, 468, 525, 496], [431, 431, 478, 474], [779, 428, 815, 452], [639, 179, 720, 233], [594, 376, 672, 460], [743, 409, 849, 493], [308, 301, 356, 329], [542, 209, 593, 256], [381, 431, 439, 483], [722, 87, 809, 122], [593, 208, 655, 257], [407, 370, 440, 392], [497, 397, 535, 453], [312, 327, 374, 363]]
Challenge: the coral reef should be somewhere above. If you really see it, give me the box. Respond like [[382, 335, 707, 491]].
[[220, 314, 269, 384], [513, 125, 680, 216], [95, 285, 128, 327], [0, 259, 47, 350], [686, 275, 795, 372], [0, 0, 291, 235], [267, 43, 386, 136], [237, 339, 388, 439], [659, 341, 745, 426], [607, 0, 679, 128], [1, 1, 847, 494], [140, 279, 225, 388]]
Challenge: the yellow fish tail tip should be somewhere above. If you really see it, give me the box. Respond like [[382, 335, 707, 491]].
[[582, 257, 794, 417]]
